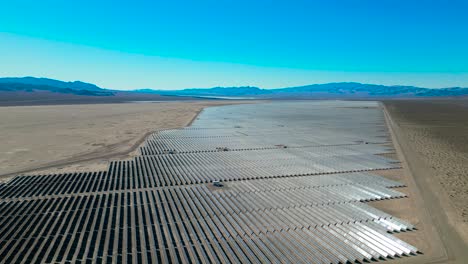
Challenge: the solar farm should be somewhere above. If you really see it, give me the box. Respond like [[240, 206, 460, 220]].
[[0, 101, 419, 263]]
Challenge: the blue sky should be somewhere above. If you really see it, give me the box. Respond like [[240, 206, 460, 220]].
[[1, 0, 468, 90]]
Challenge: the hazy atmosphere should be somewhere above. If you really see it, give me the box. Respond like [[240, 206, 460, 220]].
[[1, 0, 468, 89]]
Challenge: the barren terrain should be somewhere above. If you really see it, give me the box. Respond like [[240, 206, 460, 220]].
[[383, 100, 468, 263], [0, 101, 248, 178]]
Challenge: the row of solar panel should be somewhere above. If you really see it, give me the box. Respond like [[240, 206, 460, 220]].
[[0, 101, 415, 264], [0, 147, 399, 199], [140, 131, 389, 155], [0, 184, 415, 264]]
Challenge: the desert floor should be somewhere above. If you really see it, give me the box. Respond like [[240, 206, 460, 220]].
[[0, 101, 249, 178], [2, 99, 467, 263], [383, 100, 468, 263]]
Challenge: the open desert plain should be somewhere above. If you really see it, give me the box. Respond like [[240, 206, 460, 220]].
[[382, 99, 468, 263], [2, 99, 461, 264], [0, 100, 249, 178]]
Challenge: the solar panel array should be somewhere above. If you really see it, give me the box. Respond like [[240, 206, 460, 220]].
[[0, 101, 419, 263]]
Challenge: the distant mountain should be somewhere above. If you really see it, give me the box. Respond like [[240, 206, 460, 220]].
[[0, 77, 104, 91], [0, 77, 201, 106], [140, 82, 468, 98], [0, 83, 114, 96], [273, 83, 424, 97], [0, 77, 114, 96], [2, 77, 468, 103], [274, 82, 468, 97]]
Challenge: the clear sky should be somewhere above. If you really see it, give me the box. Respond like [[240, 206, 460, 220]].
[[1, 0, 468, 90]]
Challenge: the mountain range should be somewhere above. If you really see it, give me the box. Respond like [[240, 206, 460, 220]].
[[0, 77, 112, 96], [0, 77, 194, 106], [1, 77, 468, 104], [147, 83, 468, 98]]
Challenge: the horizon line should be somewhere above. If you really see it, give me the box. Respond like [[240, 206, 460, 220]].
[[2, 76, 467, 91]]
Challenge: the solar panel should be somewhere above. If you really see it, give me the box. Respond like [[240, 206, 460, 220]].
[[0, 101, 418, 263]]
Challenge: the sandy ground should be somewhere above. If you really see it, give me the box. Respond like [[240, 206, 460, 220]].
[[381, 101, 468, 263], [385, 101, 468, 225], [0, 101, 250, 178]]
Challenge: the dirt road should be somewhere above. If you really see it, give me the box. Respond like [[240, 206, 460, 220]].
[[382, 102, 468, 263]]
